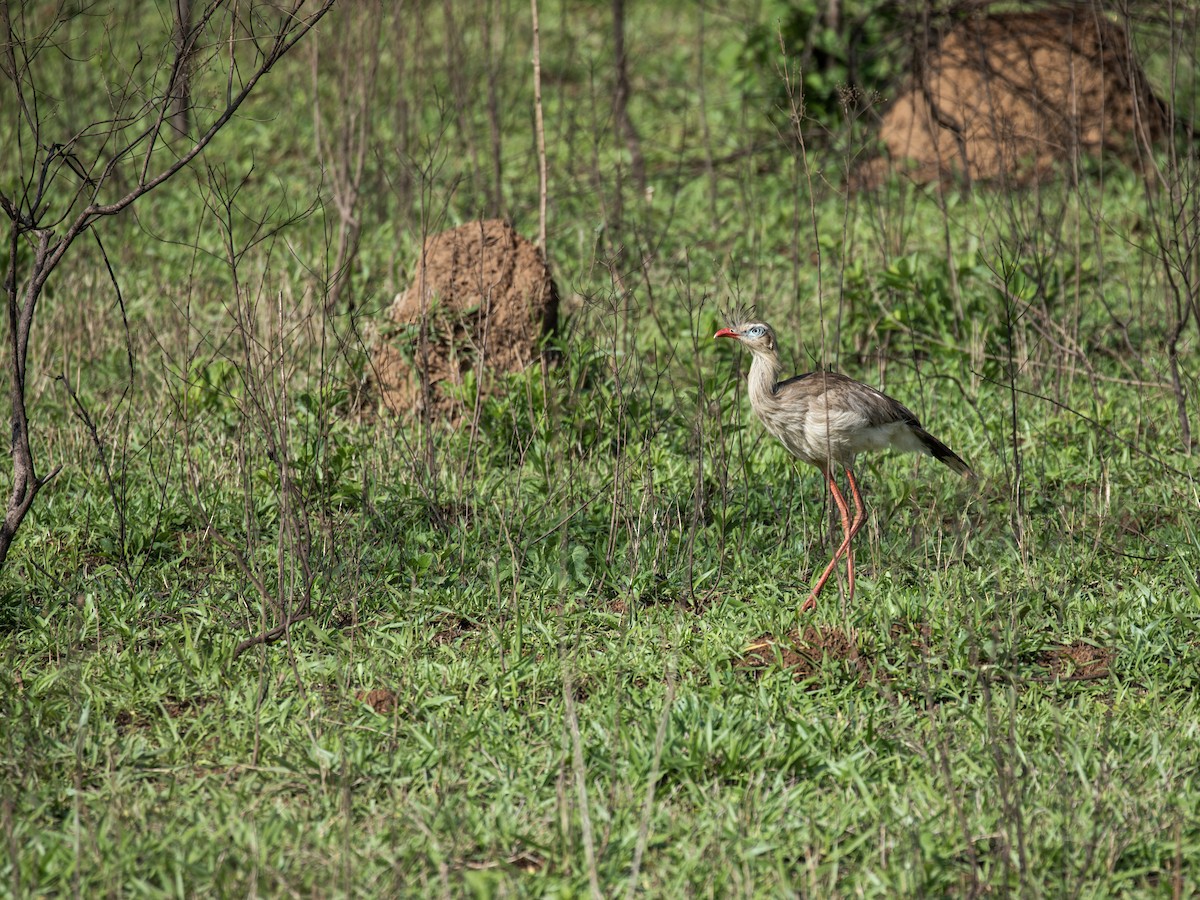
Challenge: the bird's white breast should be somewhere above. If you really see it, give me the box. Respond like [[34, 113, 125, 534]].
[[753, 395, 921, 468]]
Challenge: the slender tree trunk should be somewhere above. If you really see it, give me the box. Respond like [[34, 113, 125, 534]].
[[611, 0, 645, 196], [171, 0, 192, 136], [530, 0, 547, 252], [0, 234, 59, 571], [483, 0, 505, 219]]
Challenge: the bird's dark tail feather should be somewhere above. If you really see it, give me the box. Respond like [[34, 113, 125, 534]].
[[915, 427, 974, 478]]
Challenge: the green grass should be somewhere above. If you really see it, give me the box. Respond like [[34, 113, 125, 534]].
[[2, 1, 1199, 896]]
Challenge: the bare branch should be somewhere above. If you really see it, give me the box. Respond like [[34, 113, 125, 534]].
[[0, 0, 336, 572]]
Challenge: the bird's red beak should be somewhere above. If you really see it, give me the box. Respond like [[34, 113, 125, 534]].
[[714, 327, 739, 340]]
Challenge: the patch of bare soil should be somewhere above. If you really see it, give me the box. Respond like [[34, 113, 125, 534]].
[[464, 848, 547, 874], [871, 7, 1169, 185], [163, 694, 213, 718], [737, 625, 877, 684], [1034, 641, 1115, 681], [607, 582, 715, 616], [889, 617, 933, 652], [356, 688, 398, 714], [370, 219, 559, 420], [432, 613, 479, 647], [736, 620, 1116, 695]]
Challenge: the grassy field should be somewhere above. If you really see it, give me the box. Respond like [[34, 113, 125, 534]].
[[2, 1, 1199, 896]]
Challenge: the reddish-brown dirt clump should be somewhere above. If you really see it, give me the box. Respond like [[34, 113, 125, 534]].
[[370, 219, 558, 419], [738, 625, 875, 684], [1035, 641, 1115, 681], [356, 688, 398, 714], [873, 7, 1169, 184]]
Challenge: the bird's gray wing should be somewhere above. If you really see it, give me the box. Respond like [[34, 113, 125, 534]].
[[774, 371, 920, 428]]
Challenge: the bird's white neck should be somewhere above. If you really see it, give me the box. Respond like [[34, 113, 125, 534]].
[[746, 348, 783, 409]]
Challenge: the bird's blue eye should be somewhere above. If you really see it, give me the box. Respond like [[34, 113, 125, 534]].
[[746, 326, 765, 337]]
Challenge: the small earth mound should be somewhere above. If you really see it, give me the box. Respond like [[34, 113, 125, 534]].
[[356, 688, 398, 714], [872, 7, 1170, 184], [738, 625, 875, 683], [1035, 641, 1114, 681], [370, 219, 559, 419]]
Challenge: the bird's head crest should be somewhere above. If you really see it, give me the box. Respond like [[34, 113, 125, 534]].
[[720, 302, 759, 331]]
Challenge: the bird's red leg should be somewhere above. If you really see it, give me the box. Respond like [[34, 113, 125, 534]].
[[812, 466, 866, 606], [839, 466, 868, 604], [824, 468, 865, 603], [802, 470, 852, 612], [845, 467, 867, 540]]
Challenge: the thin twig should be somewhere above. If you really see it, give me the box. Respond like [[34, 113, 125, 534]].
[[562, 664, 603, 900], [626, 671, 675, 900]]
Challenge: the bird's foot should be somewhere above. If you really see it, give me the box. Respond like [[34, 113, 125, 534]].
[[799, 594, 818, 614]]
